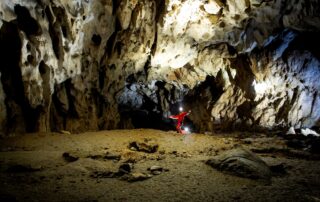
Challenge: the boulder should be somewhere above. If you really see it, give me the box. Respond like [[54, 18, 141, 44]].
[[206, 148, 272, 180]]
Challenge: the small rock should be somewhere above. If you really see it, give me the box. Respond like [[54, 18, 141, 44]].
[[59, 130, 71, 135], [301, 128, 320, 137], [152, 171, 162, 175], [149, 165, 163, 171], [129, 141, 158, 153], [156, 155, 165, 161], [121, 172, 152, 182], [130, 147, 137, 151], [242, 138, 253, 144], [62, 152, 79, 162], [87, 155, 103, 160], [118, 163, 134, 174], [143, 138, 152, 142], [148, 165, 167, 175], [104, 153, 121, 161], [241, 185, 248, 190], [206, 148, 272, 180], [159, 150, 166, 155], [181, 153, 192, 158], [90, 171, 117, 178], [286, 127, 296, 135]]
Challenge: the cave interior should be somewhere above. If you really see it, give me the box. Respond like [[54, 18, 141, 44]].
[[0, 0, 320, 201]]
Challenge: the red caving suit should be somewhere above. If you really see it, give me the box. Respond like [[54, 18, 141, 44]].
[[169, 112, 188, 134]]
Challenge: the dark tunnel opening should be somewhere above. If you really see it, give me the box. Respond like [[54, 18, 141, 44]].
[[119, 105, 195, 133], [119, 91, 177, 131], [118, 77, 198, 132]]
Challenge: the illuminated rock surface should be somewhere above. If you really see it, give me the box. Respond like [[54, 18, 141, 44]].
[[0, 0, 319, 133]]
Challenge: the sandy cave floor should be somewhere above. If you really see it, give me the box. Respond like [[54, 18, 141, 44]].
[[0, 129, 320, 202]]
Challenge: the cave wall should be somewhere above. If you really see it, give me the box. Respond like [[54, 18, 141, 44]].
[[0, 0, 117, 133], [0, 0, 319, 134]]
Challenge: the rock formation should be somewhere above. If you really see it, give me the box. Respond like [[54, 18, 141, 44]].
[[0, 0, 319, 134], [206, 147, 272, 180]]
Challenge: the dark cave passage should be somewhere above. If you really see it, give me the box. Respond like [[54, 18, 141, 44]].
[[120, 109, 175, 131]]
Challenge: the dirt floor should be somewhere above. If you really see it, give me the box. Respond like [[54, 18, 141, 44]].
[[0, 129, 320, 202]]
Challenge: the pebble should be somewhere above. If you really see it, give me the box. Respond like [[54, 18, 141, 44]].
[[149, 165, 162, 171], [152, 171, 162, 175], [62, 152, 79, 162], [119, 163, 134, 174]]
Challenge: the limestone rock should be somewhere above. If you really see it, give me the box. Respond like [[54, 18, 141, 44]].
[[129, 140, 159, 153], [149, 165, 162, 171], [90, 170, 117, 179], [301, 128, 320, 137], [62, 152, 79, 162], [118, 162, 134, 174], [120, 172, 152, 182], [206, 148, 272, 180], [0, 0, 320, 133], [286, 127, 296, 135]]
